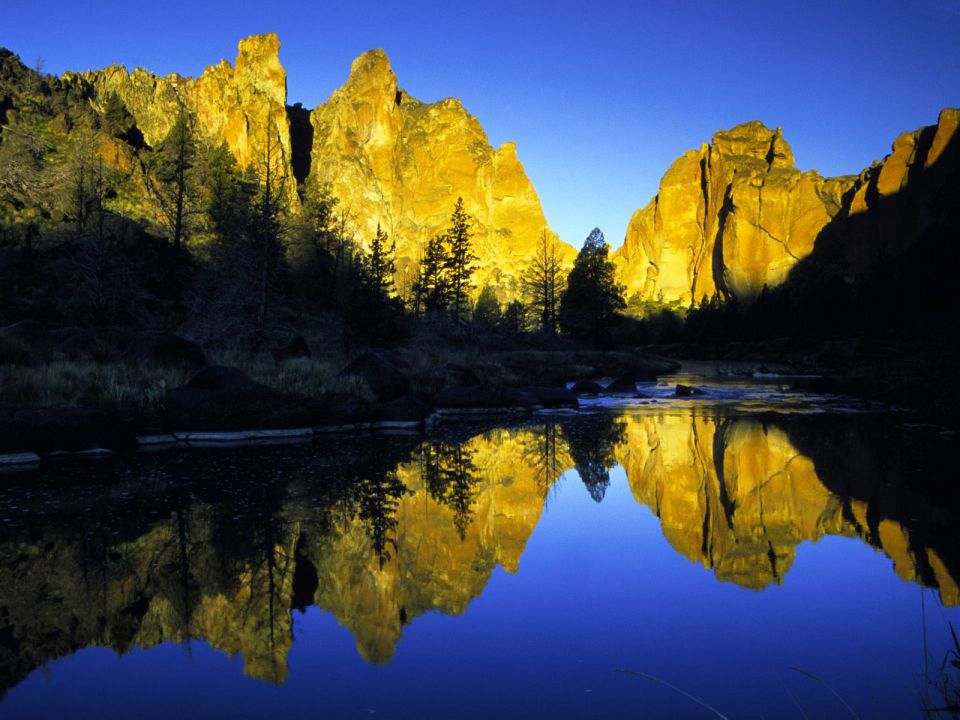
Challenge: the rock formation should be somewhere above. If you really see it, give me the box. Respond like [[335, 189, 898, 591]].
[[64, 35, 572, 298], [310, 50, 574, 296], [614, 109, 959, 304], [74, 34, 293, 192]]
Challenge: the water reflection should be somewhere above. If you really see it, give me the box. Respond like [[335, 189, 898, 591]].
[[0, 412, 957, 695]]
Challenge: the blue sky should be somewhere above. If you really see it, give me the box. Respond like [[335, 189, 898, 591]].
[[5, 0, 959, 248]]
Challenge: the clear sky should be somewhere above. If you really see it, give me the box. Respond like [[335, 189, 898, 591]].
[[5, 0, 959, 248]]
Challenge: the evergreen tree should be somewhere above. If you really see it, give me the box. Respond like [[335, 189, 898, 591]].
[[502, 299, 527, 334], [558, 228, 625, 345], [99, 91, 134, 140], [418, 233, 451, 312], [250, 123, 288, 348], [363, 223, 396, 298], [295, 179, 339, 298], [472, 284, 502, 327], [445, 197, 476, 322], [203, 141, 254, 241]]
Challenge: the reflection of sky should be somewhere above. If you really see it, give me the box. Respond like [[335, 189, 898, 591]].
[[5, 466, 957, 719], [5, 1, 960, 249]]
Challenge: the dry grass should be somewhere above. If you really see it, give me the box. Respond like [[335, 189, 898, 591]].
[[0, 353, 375, 413], [0, 360, 190, 413]]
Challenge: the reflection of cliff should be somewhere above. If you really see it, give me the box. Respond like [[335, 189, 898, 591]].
[[0, 415, 957, 698], [0, 425, 571, 690], [309, 427, 573, 663], [614, 414, 960, 603]]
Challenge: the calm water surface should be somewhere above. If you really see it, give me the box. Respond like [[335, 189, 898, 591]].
[[1, 379, 958, 718]]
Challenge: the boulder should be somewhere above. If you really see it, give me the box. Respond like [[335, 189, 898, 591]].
[[441, 362, 481, 386], [606, 375, 639, 393], [0, 320, 50, 364], [274, 335, 311, 362], [311, 399, 376, 428], [340, 352, 411, 402], [124, 331, 205, 367], [187, 366, 259, 391], [54, 326, 132, 362], [377, 395, 429, 425], [433, 385, 496, 410], [165, 377, 310, 432], [570, 380, 604, 395], [522, 386, 579, 409], [433, 385, 538, 411], [0, 319, 50, 345]]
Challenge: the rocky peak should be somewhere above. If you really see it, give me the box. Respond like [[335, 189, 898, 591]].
[[614, 109, 958, 306], [711, 120, 796, 168], [234, 33, 286, 106], [344, 48, 397, 99], [309, 48, 572, 297]]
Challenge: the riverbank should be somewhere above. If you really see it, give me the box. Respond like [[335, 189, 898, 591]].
[[0, 322, 683, 465]]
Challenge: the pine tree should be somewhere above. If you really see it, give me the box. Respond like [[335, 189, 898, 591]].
[[418, 232, 450, 312], [558, 228, 625, 345], [364, 223, 396, 298], [445, 197, 476, 322], [472, 284, 502, 327], [250, 122, 287, 348], [100, 91, 134, 139]]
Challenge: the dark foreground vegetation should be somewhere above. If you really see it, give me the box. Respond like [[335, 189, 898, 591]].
[[1, 46, 958, 460]]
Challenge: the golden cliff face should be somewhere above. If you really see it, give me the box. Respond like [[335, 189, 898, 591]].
[[309, 427, 570, 663], [613, 413, 958, 603], [309, 50, 574, 296], [68, 36, 570, 297], [613, 122, 853, 304], [615, 109, 960, 305], [75, 34, 293, 186]]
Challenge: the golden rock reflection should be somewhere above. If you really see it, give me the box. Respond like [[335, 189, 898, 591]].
[[0, 414, 956, 691]]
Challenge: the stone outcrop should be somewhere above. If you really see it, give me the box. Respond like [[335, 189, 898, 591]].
[[614, 110, 959, 304], [309, 49, 574, 296], [66, 36, 572, 298], [74, 33, 293, 187]]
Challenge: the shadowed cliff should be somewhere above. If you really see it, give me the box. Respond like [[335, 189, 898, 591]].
[[614, 109, 959, 310]]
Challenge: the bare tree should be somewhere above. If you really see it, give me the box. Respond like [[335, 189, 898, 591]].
[[523, 229, 567, 334]]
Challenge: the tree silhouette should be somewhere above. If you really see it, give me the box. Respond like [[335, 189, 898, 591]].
[[357, 472, 408, 569], [559, 228, 625, 346], [423, 441, 481, 541], [417, 232, 451, 313], [523, 229, 567, 333], [147, 109, 197, 302], [445, 197, 476, 322]]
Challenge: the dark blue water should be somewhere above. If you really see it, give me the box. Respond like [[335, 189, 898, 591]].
[[1, 404, 958, 718]]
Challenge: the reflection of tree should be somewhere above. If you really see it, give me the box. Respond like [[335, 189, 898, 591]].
[[562, 416, 626, 502], [423, 442, 481, 541], [523, 423, 565, 498], [357, 471, 409, 568]]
